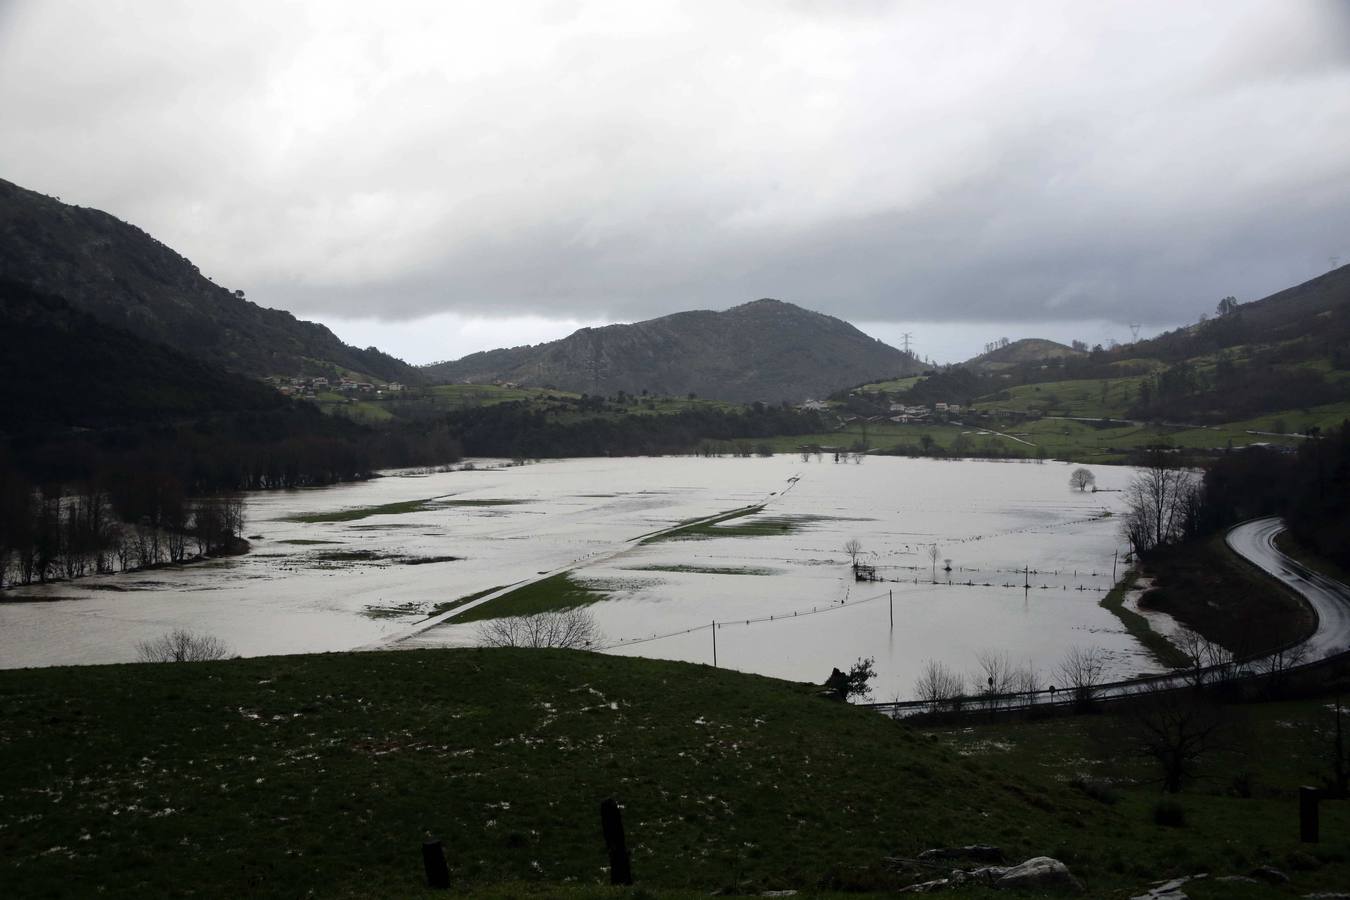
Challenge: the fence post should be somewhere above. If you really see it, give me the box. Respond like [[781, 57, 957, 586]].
[[1300, 786, 1320, 843], [422, 839, 450, 889], [600, 797, 634, 885], [711, 621, 717, 667]]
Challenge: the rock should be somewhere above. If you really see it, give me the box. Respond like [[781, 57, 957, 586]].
[[1131, 876, 1190, 900], [919, 844, 1006, 863], [1131, 873, 1207, 900], [1251, 865, 1291, 884], [995, 856, 1084, 892], [898, 877, 952, 894]]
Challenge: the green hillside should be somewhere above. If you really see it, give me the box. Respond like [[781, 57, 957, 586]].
[[2, 649, 1347, 898]]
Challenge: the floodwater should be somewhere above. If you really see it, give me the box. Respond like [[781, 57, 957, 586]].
[[0, 456, 1161, 700]]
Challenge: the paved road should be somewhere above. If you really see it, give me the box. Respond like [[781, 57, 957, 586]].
[[1224, 516, 1350, 664], [869, 516, 1350, 715]]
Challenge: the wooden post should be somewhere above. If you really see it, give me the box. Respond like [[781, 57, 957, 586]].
[[889, 590, 893, 628], [600, 798, 634, 885], [711, 621, 717, 667], [1112, 549, 1118, 582], [1300, 786, 1320, 843], [422, 839, 450, 889]]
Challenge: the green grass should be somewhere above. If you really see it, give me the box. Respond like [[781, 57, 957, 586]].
[[285, 497, 440, 523], [3, 649, 1349, 898], [971, 376, 1148, 419], [451, 573, 608, 623], [1098, 570, 1188, 669], [856, 375, 923, 393]]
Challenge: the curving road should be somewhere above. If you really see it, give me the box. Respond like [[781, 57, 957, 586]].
[[1224, 516, 1350, 665], [870, 516, 1350, 715]]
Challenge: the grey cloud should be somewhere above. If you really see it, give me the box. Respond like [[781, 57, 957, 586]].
[[1, 0, 1348, 335]]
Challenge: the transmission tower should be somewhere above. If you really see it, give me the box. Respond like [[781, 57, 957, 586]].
[[1128, 323, 1142, 342], [900, 332, 913, 355]]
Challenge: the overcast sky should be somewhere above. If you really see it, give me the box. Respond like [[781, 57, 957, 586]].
[[3, 1, 1348, 364]]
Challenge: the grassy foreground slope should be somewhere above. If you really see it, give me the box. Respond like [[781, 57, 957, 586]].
[[3, 649, 1347, 898], [0, 650, 1096, 897]]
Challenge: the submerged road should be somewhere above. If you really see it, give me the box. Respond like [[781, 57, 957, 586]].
[[870, 516, 1350, 715]]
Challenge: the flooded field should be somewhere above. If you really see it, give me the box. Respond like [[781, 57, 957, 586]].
[[0, 456, 1164, 699]]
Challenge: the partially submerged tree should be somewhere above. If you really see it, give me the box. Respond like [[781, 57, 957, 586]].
[[476, 607, 601, 650], [843, 538, 863, 569], [1121, 453, 1199, 556], [1069, 468, 1096, 492], [927, 543, 941, 581], [136, 629, 230, 663]]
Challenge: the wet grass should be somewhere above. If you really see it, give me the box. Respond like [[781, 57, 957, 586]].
[[285, 497, 439, 523], [435, 498, 525, 507], [452, 573, 609, 623], [399, 555, 461, 566], [641, 506, 826, 543], [2, 649, 1348, 898], [422, 584, 518, 621], [626, 564, 778, 576], [1140, 535, 1316, 657], [1098, 570, 1189, 669]]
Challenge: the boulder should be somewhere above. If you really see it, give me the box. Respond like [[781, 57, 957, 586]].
[[995, 857, 1084, 893]]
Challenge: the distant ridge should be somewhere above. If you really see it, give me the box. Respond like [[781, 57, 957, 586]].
[[0, 178, 418, 384], [422, 298, 923, 403]]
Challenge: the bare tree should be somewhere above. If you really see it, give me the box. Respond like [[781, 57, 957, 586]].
[[1125, 686, 1233, 793], [927, 543, 940, 581], [1069, 468, 1096, 492], [973, 649, 1016, 711], [475, 607, 601, 650], [843, 538, 864, 570], [1258, 641, 1310, 697], [1121, 455, 1198, 555], [136, 629, 231, 663], [1173, 628, 1234, 689], [913, 659, 965, 712], [1054, 646, 1107, 710], [1013, 662, 1042, 696]]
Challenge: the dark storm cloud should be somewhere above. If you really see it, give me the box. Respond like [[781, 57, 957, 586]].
[[2, 0, 1348, 339]]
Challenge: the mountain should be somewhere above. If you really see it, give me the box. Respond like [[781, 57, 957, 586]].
[[0, 178, 418, 384], [0, 279, 286, 431], [963, 338, 1084, 373], [422, 299, 922, 402]]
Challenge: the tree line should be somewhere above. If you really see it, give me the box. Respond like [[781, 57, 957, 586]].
[[1121, 421, 1350, 568]]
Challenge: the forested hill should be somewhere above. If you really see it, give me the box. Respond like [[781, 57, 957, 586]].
[[0, 178, 418, 384], [0, 280, 287, 430], [423, 298, 922, 403]]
